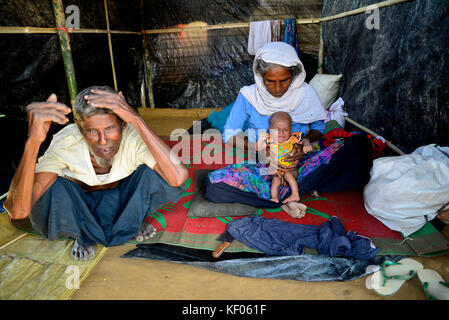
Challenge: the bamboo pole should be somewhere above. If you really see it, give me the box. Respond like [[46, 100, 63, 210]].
[[1, 0, 415, 36], [104, 0, 118, 91], [0, 233, 28, 251], [318, 24, 324, 74], [0, 26, 140, 34], [140, 78, 146, 108], [142, 18, 320, 35], [141, 37, 155, 108], [345, 116, 406, 155], [141, 0, 155, 108], [51, 0, 78, 109], [320, 0, 413, 22]]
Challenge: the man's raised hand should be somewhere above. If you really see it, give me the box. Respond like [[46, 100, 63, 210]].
[[26, 94, 71, 143], [83, 89, 139, 124]]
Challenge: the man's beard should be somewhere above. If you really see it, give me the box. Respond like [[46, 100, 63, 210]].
[[89, 145, 114, 168]]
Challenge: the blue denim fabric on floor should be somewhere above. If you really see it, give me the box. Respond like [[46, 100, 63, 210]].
[[226, 216, 380, 260], [30, 165, 184, 247]]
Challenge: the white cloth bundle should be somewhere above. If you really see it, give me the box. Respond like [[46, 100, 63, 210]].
[[326, 97, 348, 128], [363, 144, 449, 236]]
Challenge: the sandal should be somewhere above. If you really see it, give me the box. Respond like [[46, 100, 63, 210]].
[[365, 258, 424, 296], [417, 269, 449, 300]]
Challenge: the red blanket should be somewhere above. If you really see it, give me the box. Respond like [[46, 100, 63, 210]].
[[142, 139, 402, 254]]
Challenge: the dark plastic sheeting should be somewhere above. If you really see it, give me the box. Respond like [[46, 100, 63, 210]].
[[122, 243, 403, 282], [0, 0, 322, 119], [321, 0, 449, 152]]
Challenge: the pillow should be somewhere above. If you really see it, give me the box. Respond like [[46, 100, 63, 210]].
[[309, 73, 343, 110], [187, 169, 258, 217]]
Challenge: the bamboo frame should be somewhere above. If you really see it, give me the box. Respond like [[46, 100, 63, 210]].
[[320, 0, 413, 22], [51, 0, 78, 109], [0, 0, 414, 154], [0, 0, 414, 36], [318, 24, 324, 74], [141, 0, 155, 108], [345, 117, 405, 155], [0, 26, 140, 34], [104, 0, 118, 91], [0, 233, 28, 251]]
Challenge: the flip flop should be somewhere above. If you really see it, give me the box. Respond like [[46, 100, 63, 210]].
[[365, 258, 424, 297], [417, 269, 449, 300]]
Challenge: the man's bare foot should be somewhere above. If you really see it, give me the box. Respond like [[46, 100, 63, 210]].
[[281, 202, 307, 219], [71, 239, 97, 261], [270, 197, 279, 203], [282, 194, 300, 203], [135, 221, 157, 242]]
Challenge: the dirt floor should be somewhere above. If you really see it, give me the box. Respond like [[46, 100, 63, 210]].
[[71, 226, 449, 300]]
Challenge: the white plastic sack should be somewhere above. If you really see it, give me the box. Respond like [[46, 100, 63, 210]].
[[325, 97, 348, 128], [363, 144, 449, 236]]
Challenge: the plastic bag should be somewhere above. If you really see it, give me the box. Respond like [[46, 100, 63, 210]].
[[326, 97, 348, 128], [363, 144, 449, 236]]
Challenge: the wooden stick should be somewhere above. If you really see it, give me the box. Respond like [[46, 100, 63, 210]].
[[141, 0, 155, 108], [51, 0, 78, 109], [142, 18, 321, 35], [320, 0, 414, 22], [104, 0, 118, 91], [344, 116, 406, 155], [0, 26, 140, 34], [140, 78, 146, 108], [318, 24, 324, 74], [1, 0, 414, 36], [0, 233, 28, 251]]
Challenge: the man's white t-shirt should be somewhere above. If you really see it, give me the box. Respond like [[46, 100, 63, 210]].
[[35, 123, 156, 186]]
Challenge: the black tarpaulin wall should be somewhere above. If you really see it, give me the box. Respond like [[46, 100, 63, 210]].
[[321, 0, 449, 152], [0, 0, 321, 194], [0, 0, 448, 191], [0, 0, 321, 120], [0, 0, 143, 120]]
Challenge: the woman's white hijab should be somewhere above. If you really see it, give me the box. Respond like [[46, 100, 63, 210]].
[[240, 42, 326, 124]]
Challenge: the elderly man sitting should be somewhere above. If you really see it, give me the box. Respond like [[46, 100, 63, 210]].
[[4, 86, 188, 261]]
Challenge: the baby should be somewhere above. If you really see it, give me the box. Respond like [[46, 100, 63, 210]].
[[264, 111, 303, 204]]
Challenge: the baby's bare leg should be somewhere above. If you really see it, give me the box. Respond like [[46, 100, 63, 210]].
[[280, 170, 307, 218], [270, 174, 282, 203], [282, 171, 300, 203]]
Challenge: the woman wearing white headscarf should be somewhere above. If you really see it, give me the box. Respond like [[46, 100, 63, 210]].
[[205, 42, 373, 218], [223, 41, 326, 152]]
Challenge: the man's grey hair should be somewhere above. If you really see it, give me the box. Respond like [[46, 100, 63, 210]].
[[74, 85, 118, 123], [254, 59, 302, 79]]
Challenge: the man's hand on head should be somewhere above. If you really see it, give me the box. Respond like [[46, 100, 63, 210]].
[[83, 89, 140, 124], [26, 94, 71, 143]]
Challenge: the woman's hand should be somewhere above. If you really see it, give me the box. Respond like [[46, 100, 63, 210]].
[[301, 138, 313, 154], [278, 143, 304, 172]]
